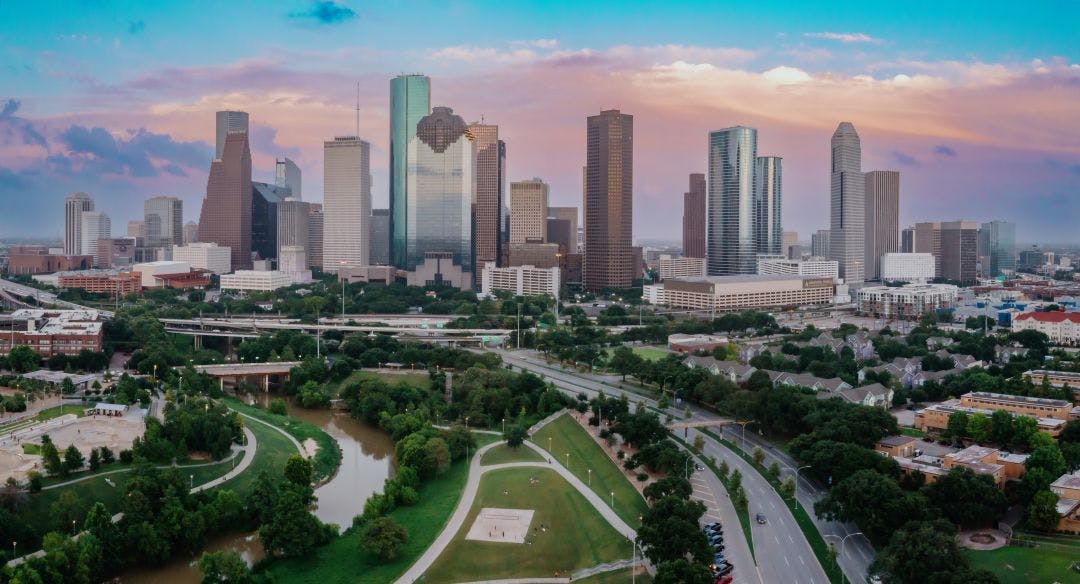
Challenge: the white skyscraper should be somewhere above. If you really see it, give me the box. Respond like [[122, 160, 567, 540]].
[[64, 192, 94, 255], [79, 211, 111, 264], [215, 111, 249, 159], [828, 122, 865, 284], [275, 157, 302, 199], [322, 137, 371, 272]]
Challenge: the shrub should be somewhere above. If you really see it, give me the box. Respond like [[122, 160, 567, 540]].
[[636, 472, 649, 482]]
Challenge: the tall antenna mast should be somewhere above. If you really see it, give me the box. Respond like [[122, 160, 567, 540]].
[[355, 81, 360, 137]]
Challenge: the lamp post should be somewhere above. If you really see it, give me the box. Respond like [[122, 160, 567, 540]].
[[564, 452, 569, 470], [684, 456, 693, 479], [588, 468, 592, 486], [464, 417, 470, 462], [824, 532, 864, 584], [783, 464, 811, 510], [610, 491, 614, 510], [502, 417, 506, 434]]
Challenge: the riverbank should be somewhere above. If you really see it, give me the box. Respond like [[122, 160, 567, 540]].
[[225, 397, 342, 483]]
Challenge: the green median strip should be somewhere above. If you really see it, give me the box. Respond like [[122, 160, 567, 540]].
[[671, 434, 755, 562], [702, 429, 844, 584]]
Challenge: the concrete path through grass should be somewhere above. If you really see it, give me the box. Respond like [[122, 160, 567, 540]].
[[394, 439, 639, 584]]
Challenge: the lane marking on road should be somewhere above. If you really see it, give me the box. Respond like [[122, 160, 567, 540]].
[[799, 555, 806, 566]]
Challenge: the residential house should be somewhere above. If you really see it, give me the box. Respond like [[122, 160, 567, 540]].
[[825, 383, 894, 408], [926, 336, 955, 350]]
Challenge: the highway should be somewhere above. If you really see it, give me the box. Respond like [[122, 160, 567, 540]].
[[0, 278, 114, 317], [492, 348, 835, 584]]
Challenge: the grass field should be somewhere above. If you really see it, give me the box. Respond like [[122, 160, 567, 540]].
[[481, 443, 545, 466], [423, 467, 630, 583], [225, 397, 340, 482], [330, 370, 431, 395], [258, 443, 475, 583], [900, 427, 929, 438], [532, 414, 648, 527], [631, 346, 670, 362], [575, 567, 653, 583], [964, 546, 1080, 583], [0, 404, 83, 434]]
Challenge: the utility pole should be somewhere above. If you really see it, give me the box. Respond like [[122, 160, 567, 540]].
[[516, 302, 521, 350]]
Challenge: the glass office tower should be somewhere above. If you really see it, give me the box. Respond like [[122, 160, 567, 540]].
[[707, 126, 758, 275], [980, 220, 1016, 278], [405, 107, 475, 274], [389, 74, 431, 269], [755, 155, 783, 256]]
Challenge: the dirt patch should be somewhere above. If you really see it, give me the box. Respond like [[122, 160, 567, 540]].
[[465, 508, 535, 544], [302, 438, 318, 458]]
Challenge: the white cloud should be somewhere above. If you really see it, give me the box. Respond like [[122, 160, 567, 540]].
[[762, 65, 812, 85], [804, 32, 881, 44], [429, 45, 537, 63]]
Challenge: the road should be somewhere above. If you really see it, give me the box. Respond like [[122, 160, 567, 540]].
[[0, 278, 114, 317], [723, 426, 874, 583], [494, 348, 868, 584]]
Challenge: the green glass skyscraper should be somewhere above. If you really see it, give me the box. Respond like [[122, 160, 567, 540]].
[[389, 74, 431, 269]]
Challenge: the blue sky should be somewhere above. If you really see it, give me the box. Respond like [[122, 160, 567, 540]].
[[1, 0, 1078, 242]]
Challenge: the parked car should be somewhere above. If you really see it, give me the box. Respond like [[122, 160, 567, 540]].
[[755, 513, 767, 524]]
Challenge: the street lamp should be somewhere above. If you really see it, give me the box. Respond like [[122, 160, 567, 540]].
[[782, 465, 811, 510], [502, 417, 506, 434], [824, 532, 865, 584], [610, 491, 614, 510], [588, 468, 592, 486], [464, 417, 470, 462], [564, 452, 569, 470]]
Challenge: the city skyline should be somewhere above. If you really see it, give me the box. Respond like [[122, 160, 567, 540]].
[[0, 2, 1077, 244]]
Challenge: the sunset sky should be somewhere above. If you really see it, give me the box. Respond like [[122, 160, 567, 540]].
[[1, 0, 1077, 243]]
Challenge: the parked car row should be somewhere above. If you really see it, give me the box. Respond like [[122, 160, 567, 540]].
[[704, 521, 734, 583]]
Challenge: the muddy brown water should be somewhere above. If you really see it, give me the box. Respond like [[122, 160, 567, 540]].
[[120, 399, 393, 583]]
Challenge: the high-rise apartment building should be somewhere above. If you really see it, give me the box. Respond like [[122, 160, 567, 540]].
[[389, 74, 432, 269], [914, 222, 943, 275], [79, 211, 111, 265], [469, 123, 504, 279], [755, 156, 782, 256], [405, 107, 475, 282], [64, 192, 94, 255], [864, 170, 900, 280], [144, 195, 183, 249], [215, 111, 249, 159], [307, 204, 323, 269], [707, 126, 758, 275], [275, 157, 302, 199], [811, 229, 831, 258], [682, 173, 706, 258], [198, 131, 252, 270], [584, 110, 633, 291], [183, 221, 199, 245], [940, 220, 979, 284], [276, 198, 310, 258], [369, 209, 390, 265], [510, 178, 549, 244], [828, 122, 865, 284], [979, 220, 1016, 278], [323, 136, 371, 272], [901, 226, 915, 253]]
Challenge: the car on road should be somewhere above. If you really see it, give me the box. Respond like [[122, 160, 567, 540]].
[[695, 463, 706, 471], [755, 513, 767, 524]]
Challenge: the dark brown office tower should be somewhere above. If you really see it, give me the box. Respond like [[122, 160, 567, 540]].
[[682, 173, 706, 258], [940, 220, 979, 284], [198, 132, 252, 270], [584, 109, 633, 291], [546, 217, 573, 254], [469, 123, 502, 281]]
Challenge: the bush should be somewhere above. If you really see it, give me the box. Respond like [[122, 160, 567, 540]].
[[268, 398, 288, 416], [27, 471, 42, 493], [616, 450, 625, 460], [636, 472, 649, 482], [119, 449, 134, 464]]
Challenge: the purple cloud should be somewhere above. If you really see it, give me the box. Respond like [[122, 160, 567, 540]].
[[58, 125, 211, 178], [934, 145, 957, 157], [892, 151, 918, 166]]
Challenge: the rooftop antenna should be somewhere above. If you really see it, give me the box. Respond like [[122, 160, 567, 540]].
[[355, 81, 360, 137]]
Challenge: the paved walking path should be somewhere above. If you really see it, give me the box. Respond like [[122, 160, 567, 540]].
[[236, 410, 304, 453], [394, 439, 638, 584]]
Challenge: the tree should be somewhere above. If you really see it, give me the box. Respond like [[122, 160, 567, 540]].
[[63, 444, 85, 473], [41, 436, 64, 476], [637, 495, 711, 565], [197, 550, 252, 584], [966, 413, 991, 443], [870, 519, 992, 584], [643, 476, 692, 501], [746, 370, 773, 392], [423, 437, 452, 476], [989, 410, 1014, 446], [608, 346, 644, 381], [1027, 489, 1062, 532], [781, 476, 796, 497], [945, 411, 969, 440], [359, 516, 409, 562], [503, 424, 528, 448], [258, 487, 334, 557], [8, 345, 41, 373], [88, 448, 101, 471], [752, 446, 765, 465], [816, 469, 927, 545], [693, 434, 705, 451], [653, 558, 716, 584], [922, 467, 1006, 528], [267, 398, 287, 416], [283, 454, 313, 488]]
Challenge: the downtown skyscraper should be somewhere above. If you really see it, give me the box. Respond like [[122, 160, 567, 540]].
[[215, 111, 249, 159], [682, 173, 706, 258], [144, 195, 183, 249], [323, 136, 371, 271], [864, 170, 900, 280], [707, 126, 758, 275], [980, 220, 1016, 278], [199, 130, 252, 270], [584, 110, 633, 291], [389, 74, 431, 270], [828, 122, 865, 284], [755, 156, 782, 256], [469, 122, 504, 279], [64, 192, 94, 255]]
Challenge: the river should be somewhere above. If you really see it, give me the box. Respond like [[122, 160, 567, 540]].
[[120, 399, 394, 583]]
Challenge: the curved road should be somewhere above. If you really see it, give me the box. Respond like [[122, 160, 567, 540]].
[[393, 438, 637, 584]]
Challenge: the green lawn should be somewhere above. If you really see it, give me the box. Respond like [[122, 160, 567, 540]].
[[576, 567, 652, 583], [423, 467, 630, 583], [225, 398, 340, 482], [964, 546, 1080, 583], [0, 404, 83, 433], [329, 369, 431, 395], [212, 405, 300, 495], [532, 413, 648, 527], [481, 443, 545, 466], [21, 443, 41, 455], [258, 445, 475, 583], [900, 427, 929, 438], [631, 346, 670, 362]]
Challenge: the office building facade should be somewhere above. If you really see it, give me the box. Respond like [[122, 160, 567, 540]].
[[79, 211, 111, 265], [276, 198, 310, 257], [172, 243, 232, 274], [64, 192, 94, 255], [811, 229, 830, 258], [881, 252, 936, 282], [829, 122, 865, 284], [275, 157, 302, 200], [510, 178, 549, 244], [707, 126, 758, 275], [584, 110, 634, 291], [144, 195, 183, 250], [901, 226, 915, 253], [369, 208, 390, 265], [940, 221, 979, 284], [307, 204, 323, 269], [980, 220, 1017, 278], [864, 170, 900, 280], [323, 136, 371, 271], [405, 107, 475, 282], [755, 156, 782, 256], [252, 182, 289, 261], [199, 130, 252, 270], [682, 173, 706, 258], [215, 111, 249, 159], [389, 74, 432, 269], [469, 123, 504, 279], [481, 263, 560, 300]]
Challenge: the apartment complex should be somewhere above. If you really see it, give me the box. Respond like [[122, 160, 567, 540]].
[[1012, 312, 1080, 345], [915, 392, 1075, 438], [880, 252, 935, 282], [657, 255, 707, 281], [856, 283, 958, 319], [480, 263, 560, 299]]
